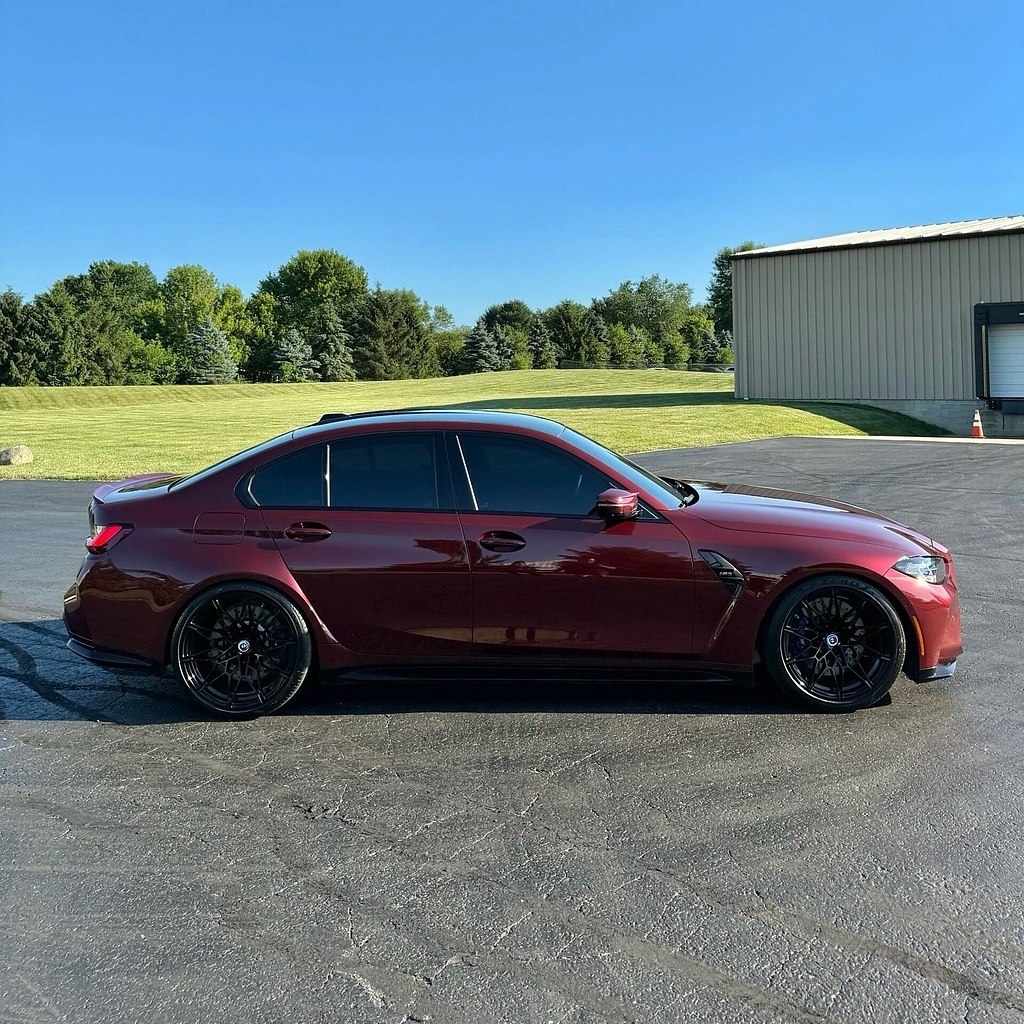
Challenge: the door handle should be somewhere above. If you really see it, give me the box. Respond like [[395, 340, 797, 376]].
[[284, 522, 332, 542], [479, 530, 526, 553]]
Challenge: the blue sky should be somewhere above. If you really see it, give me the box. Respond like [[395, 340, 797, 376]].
[[1, 0, 1021, 324]]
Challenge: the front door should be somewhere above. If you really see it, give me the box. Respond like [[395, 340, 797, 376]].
[[451, 431, 695, 657], [253, 432, 472, 658]]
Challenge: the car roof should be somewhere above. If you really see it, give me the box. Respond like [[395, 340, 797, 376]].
[[292, 408, 567, 440]]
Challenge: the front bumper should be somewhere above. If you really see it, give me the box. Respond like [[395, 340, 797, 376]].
[[884, 566, 963, 682], [915, 659, 958, 683]]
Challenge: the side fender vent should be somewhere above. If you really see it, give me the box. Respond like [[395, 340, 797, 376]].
[[699, 550, 745, 597]]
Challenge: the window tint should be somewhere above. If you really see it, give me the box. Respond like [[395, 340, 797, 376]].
[[457, 433, 616, 516], [329, 434, 443, 510], [248, 445, 326, 508]]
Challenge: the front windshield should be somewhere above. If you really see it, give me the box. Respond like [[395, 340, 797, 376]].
[[558, 426, 696, 508], [169, 430, 295, 490]]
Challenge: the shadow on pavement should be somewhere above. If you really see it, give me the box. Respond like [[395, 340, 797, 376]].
[[0, 618, 838, 724]]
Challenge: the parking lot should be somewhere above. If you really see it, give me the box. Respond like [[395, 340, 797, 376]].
[[2, 438, 1023, 1024]]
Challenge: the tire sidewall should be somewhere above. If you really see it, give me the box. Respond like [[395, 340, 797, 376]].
[[764, 574, 906, 711], [170, 581, 313, 716]]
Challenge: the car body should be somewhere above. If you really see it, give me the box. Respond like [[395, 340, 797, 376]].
[[64, 410, 962, 714]]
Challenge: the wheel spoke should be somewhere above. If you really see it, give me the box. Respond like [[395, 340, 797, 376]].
[[175, 588, 308, 715]]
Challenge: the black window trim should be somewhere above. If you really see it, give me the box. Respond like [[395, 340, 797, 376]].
[[447, 429, 664, 522], [237, 432, 457, 513], [236, 443, 328, 510]]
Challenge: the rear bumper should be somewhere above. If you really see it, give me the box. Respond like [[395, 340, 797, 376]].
[[66, 636, 162, 673]]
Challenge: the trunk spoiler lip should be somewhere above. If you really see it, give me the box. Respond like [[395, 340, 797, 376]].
[[93, 472, 181, 503]]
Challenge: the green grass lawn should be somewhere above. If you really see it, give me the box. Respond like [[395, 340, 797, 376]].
[[0, 370, 947, 480]]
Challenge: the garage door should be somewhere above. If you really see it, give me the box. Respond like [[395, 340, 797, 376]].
[[989, 323, 1024, 398]]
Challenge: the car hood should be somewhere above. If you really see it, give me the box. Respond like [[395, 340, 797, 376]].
[[681, 480, 945, 554]]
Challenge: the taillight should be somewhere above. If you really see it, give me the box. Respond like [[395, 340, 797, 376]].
[[86, 523, 132, 554]]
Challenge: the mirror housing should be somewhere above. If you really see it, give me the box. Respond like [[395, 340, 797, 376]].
[[595, 488, 640, 522]]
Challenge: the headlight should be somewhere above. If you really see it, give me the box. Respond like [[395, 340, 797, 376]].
[[893, 555, 947, 585]]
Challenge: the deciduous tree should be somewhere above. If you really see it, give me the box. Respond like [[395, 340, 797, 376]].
[[592, 275, 692, 353], [257, 249, 368, 339]]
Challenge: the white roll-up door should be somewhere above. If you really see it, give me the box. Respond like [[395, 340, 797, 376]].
[[989, 323, 1024, 397]]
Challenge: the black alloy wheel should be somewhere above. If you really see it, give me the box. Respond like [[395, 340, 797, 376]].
[[171, 582, 312, 716], [764, 575, 906, 710]]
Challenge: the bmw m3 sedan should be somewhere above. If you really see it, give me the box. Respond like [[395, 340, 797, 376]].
[[64, 410, 962, 715]]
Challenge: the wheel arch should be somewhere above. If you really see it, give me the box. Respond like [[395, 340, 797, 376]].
[[162, 575, 325, 671], [754, 566, 921, 679]]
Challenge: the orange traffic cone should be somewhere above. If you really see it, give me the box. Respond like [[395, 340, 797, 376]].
[[971, 409, 985, 438]]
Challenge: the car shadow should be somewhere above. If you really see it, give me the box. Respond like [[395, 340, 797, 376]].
[[0, 619, 869, 724]]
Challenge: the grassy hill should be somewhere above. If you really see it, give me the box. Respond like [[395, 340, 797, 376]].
[[0, 370, 946, 480]]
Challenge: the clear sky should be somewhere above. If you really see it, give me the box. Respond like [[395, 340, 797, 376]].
[[1, 0, 1021, 324]]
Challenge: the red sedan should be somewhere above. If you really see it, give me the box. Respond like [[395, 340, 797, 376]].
[[64, 410, 962, 715]]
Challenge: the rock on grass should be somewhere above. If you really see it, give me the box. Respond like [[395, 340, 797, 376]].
[[0, 444, 33, 465]]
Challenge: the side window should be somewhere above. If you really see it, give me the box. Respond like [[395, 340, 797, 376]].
[[247, 445, 326, 508], [329, 433, 445, 510], [456, 433, 617, 516]]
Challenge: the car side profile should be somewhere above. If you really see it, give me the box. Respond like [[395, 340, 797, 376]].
[[64, 410, 962, 716]]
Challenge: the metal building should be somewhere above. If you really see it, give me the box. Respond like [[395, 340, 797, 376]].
[[731, 216, 1024, 435]]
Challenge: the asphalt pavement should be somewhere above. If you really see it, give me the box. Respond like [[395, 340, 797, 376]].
[[1, 439, 1022, 1024]]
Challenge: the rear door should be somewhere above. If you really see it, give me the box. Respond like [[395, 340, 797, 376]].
[[252, 431, 472, 658]]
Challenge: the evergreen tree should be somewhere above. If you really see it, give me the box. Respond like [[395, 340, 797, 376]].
[[461, 322, 501, 373], [352, 288, 433, 380], [578, 310, 611, 367], [493, 323, 531, 370], [707, 242, 761, 335], [20, 285, 88, 384], [178, 317, 237, 384], [272, 329, 320, 382], [310, 305, 355, 381], [527, 318, 558, 369], [0, 290, 27, 385]]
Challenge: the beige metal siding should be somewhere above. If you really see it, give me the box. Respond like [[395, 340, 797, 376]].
[[734, 232, 1024, 401]]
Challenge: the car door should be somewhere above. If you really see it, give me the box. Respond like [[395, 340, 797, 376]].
[[252, 431, 472, 658], [450, 430, 696, 657]]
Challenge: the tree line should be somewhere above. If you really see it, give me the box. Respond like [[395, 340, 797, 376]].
[[0, 244, 757, 386]]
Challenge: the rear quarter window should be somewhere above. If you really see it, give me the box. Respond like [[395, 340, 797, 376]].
[[246, 445, 326, 508]]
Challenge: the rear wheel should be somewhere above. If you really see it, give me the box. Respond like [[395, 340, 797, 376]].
[[171, 583, 312, 716], [764, 575, 905, 710]]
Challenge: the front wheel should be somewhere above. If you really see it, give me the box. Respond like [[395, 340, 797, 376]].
[[763, 575, 906, 710], [171, 582, 312, 716]]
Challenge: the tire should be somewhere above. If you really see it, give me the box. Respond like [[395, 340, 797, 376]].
[[763, 574, 906, 711], [170, 582, 312, 716]]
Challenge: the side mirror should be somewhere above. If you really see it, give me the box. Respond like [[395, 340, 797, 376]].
[[595, 488, 640, 522]]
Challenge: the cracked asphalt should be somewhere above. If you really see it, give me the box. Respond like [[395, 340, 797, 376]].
[[1, 438, 1022, 1024]]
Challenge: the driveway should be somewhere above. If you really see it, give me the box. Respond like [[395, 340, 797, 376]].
[[1, 439, 1021, 1024]]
